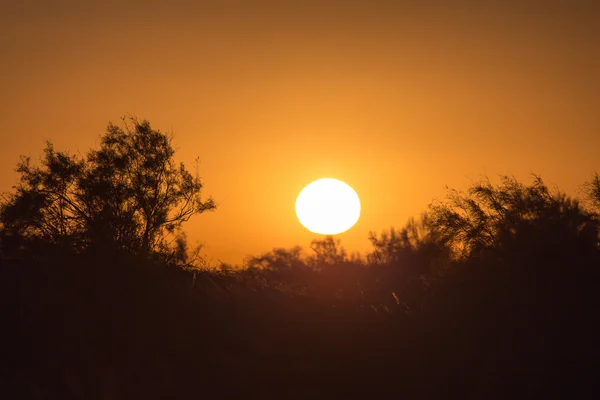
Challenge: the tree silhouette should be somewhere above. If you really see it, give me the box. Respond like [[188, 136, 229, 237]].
[[424, 175, 600, 348], [368, 215, 449, 267], [308, 236, 348, 266], [583, 172, 600, 213], [0, 117, 215, 258], [246, 246, 306, 271], [427, 175, 599, 260]]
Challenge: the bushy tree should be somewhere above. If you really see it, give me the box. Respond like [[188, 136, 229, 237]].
[[246, 246, 306, 271], [368, 215, 449, 267], [0, 117, 215, 259], [307, 236, 349, 266], [427, 175, 599, 260], [424, 175, 600, 333], [0, 143, 87, 256], [583, 172, 600, 213]]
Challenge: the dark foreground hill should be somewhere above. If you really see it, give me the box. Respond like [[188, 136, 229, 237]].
[[1, 252, 599, 399], [2, 121, 599, 398]]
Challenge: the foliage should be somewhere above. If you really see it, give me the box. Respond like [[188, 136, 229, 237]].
[[246, 245, 306, 271], [368, 215, 449, 269], [307, 236, 349, 266], [0, 117, 215, 258], [583, 171, 600, 212], [427, 175, 599, 260]]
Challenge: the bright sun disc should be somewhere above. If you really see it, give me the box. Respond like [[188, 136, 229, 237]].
[[295, 178, 361, 235]]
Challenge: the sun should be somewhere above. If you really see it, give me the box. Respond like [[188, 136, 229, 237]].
[[295, 178, 361, 235]]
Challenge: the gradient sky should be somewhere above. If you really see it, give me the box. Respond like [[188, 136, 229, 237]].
[[1, 1, 599, 264]]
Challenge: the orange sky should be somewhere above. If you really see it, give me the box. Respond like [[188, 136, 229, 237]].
[[1, 1, 599, 264]]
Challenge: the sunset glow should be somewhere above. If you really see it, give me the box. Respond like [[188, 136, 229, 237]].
[[0, 2, 598, 264]]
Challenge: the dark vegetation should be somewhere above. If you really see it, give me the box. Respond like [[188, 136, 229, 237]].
[[1, 118, 599, 398]]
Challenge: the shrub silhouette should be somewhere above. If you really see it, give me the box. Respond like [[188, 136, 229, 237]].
[[0, 117, 215, 259], [421, 176, 600, 388], [427, 175, 599, 259]]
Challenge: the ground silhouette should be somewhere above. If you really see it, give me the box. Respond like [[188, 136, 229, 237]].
[[1, 120, 599, 398]]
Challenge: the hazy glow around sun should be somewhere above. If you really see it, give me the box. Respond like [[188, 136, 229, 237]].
[[295, 178, 361, 235]]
